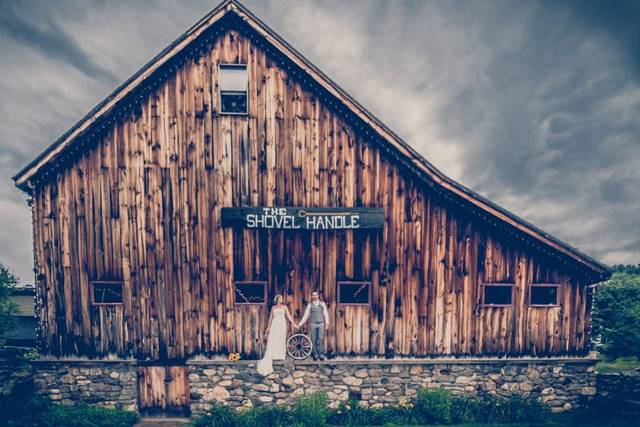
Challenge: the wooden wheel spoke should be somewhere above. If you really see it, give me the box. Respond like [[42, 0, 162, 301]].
[[287, 334, 313, 359]]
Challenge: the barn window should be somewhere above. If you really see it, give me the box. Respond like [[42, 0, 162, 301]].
[[91, 281, 123, 305], [337, 281, 370, 305], [219, 64, 248, 114], [482, 283, 514, 307], [529, 284, 560, 307], [234, 281, 266, 304]]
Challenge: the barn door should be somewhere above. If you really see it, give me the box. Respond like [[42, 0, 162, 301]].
[[138, 366, 190, 417]]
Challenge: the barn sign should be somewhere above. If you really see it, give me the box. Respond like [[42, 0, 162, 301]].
[[221, 207, 384, 230]]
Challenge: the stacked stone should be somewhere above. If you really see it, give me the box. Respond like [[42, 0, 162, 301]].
[[597, 371, 640, 401], [188, 360, 596, 415], [0, 359, 31, 395], [33, 362, 137, 411]]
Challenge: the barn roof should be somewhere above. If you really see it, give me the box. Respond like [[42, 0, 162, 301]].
[[12, 0, 611, 279]]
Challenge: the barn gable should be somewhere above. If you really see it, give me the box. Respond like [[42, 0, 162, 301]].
[[13, 0, 609, 280]]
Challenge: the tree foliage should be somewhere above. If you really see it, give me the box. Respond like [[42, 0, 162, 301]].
[[611, 264, 640, 275], [0, 262, 19, 345], [592, 267, 640, 357]]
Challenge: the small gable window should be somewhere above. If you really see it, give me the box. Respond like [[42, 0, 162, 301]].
[[529, 283, 560, 307], [219, 64, 248, 114], [337, 281, 371, 305], [482, 283, 514, 307], [91, 281, 123, 305], [234, 281, 267, 305]]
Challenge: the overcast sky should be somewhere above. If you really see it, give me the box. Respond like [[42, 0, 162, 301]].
[[1, 0, 639, 282]]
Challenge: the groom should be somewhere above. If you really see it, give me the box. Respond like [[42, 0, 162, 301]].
[[298, 291, 329, 361]]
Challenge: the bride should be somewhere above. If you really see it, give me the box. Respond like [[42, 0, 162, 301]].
[[257, 295, 297, 376]]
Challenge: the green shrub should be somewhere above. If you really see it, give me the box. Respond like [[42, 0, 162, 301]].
[[0, 395, 51, 427], [412, 388, 546, 425], [471, 394, 547, 423], [500, 395, 546, 423], [177, 388, 547, 427], [592, 271, 640, 357], [292, 392, 328, 427], [0, 390, 138, 427], [236, 405, 292, 427], [190, 396, 323, 427], [413, 388, 452, 424], [327, 400, 418, 426], [450, 397, 483, 424], [190, 404, 238, 427], [47, 404, 139, 427], [326, 400, 358, 426], [328, 400, 381, 426], [372, 406, 418, 426], [0, 263, 18, 347]]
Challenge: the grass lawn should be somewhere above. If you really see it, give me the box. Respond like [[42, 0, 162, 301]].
[[389, 423, 637, 427], [595, 355, 640, 373], [385, 425, 637, 427], [383, 413, 640, 427], [400, 425, 636, 427]]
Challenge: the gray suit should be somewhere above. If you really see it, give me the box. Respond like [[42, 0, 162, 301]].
[[300, 301, 329, 358]]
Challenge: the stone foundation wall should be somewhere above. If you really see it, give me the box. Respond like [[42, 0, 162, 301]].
[[0, 358, 32, 395], [188, 358, 597, 415], [597, 371, 640, 401], [33, 361, 137, 411], [29, 358, 597, 415]]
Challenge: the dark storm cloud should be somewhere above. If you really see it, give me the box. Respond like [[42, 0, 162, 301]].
[[0, 1, 117, 83], [557, 0, 640, 72], [0, 0, 638, 282], [443, 1, 640, 262]]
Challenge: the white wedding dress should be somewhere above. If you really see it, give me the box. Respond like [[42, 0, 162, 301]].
[[257, 306, 287, 376]]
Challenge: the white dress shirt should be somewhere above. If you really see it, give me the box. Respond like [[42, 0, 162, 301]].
[[299, 300, 329, 327]]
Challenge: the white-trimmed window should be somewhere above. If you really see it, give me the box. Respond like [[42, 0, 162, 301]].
[[219, 64, 248, 114], [234, 281, 266, 305], [337, 281, 371, 305], [529, 283, 560, 307], [91, 281, 123, 305], [482, 283, 514, 307]]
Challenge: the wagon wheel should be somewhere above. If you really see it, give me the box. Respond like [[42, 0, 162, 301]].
[[287, 334, 313, 360]]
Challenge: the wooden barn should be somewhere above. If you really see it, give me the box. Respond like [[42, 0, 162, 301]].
[[13, 0, 609, 416]]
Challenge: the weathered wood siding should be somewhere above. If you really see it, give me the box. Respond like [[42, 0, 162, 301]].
[[31, 29, 592, 360]]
